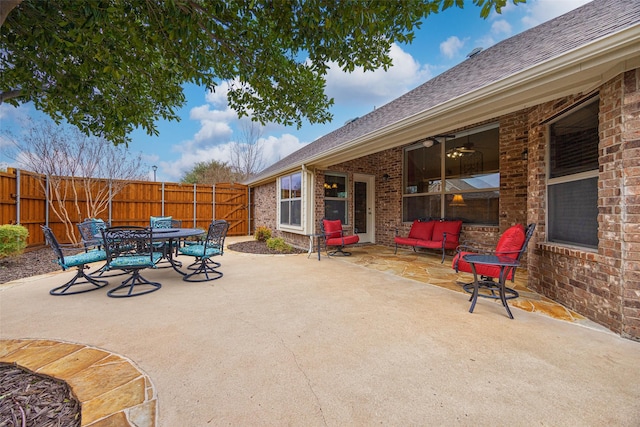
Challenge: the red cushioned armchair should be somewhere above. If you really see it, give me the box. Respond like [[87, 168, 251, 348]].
[[452, 223, 536, 283], [321, 218, 360, 256]]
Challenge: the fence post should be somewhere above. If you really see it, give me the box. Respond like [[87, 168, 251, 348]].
[[212, 184, 216, 221], [108, 181, 113, 224], [161, 182, 165, 216], [193, 184, 197, 227], [15, 169, 21, 225], [45, 174, 49, 226]]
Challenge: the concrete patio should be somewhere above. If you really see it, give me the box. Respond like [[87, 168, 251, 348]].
[[1, 236, 639, 426]]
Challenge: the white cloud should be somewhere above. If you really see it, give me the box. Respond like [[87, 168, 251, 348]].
[[491, 19, 512, 36], [440, 36, 465, 59], [260, 134, 308, 168], [160, 133, 306, 180], [323, 43, 432, 107], [520, 0, 592, 29]]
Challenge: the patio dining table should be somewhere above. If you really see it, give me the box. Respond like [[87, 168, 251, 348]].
[[96, 227, 205, 276]]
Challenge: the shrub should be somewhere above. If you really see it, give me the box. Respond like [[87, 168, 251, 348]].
[[0, 224, 29, 258], [266, 237, 293, 253], [254, 226, 272, 242]]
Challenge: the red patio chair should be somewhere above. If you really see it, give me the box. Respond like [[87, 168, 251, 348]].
[[321, 218, 359, 256], [452, 223, 535, 282]]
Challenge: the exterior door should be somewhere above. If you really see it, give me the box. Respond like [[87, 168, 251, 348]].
[[353, 173, 375, 243]]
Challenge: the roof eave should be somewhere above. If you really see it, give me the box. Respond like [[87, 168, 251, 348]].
[[248, 24, 640, 187]]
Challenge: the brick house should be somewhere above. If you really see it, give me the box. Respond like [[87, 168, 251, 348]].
[[246, 0, 640, 340]]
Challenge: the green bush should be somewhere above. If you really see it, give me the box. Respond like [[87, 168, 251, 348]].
[[254, 226, 272, 242], [266, 237, 293, 253], [0, 224, 29, 258]]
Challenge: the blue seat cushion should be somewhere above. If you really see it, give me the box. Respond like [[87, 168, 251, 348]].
[[60, 250, 107, 269], [179, 244, 221, 258], [109, 253, 162, 269]]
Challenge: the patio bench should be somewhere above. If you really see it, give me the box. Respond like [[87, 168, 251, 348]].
[[394, 218, 463, 263]]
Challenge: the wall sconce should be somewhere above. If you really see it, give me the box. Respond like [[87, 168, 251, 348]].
[[522, 148, 528, 160], [450, 194, 466, 207], [422, 139, 435, 148], [382, 173, 390, 182]]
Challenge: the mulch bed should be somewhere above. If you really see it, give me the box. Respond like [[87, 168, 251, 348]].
[[227, 240, 306, 255], [0, 363, 81, 427]]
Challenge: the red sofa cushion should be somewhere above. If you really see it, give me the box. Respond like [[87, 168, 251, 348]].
[[431, 220, 462, 247], [408, 220, 435, 241], [394, 236, 420, 247]]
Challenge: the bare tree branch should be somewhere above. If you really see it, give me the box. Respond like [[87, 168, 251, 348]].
[[6, 119, 146, 243]]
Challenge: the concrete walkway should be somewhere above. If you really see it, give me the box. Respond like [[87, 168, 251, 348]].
[[1, 237, 639, 426]]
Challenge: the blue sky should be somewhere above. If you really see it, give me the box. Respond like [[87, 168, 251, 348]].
[[0, 0, 590, 182]]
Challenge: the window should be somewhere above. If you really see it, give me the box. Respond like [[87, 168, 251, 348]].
[[547, 98, 599, 248], [279, 172, 302, 227], [324, 173, 347, 224], [403, 125, 500, 224]]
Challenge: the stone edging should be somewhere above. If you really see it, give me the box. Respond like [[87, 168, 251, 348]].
[[0, 339, 157, 426]]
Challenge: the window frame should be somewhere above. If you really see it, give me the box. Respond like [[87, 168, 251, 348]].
[[402, 123, 500, 224], [545, 96, 600, 249], [323, 172, 349, 224], [278, 171, 303, 230]]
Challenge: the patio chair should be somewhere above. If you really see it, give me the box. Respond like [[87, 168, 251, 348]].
[[77, 218, 108, 251], [320, 218, 359, 256], [452, 223, 536, 310], [77, 218, 125, 278], [178, 220, 229, 282], [41, 225, 109, 296], [452, 223, 536, 288], [150, 216, 182, 267], [101, 226, 163, 297]]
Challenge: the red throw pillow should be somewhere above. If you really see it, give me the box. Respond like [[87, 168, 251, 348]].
[[408, 220, 435, 241], [323, 219, 343, 239], [495, 224, 526, 258]]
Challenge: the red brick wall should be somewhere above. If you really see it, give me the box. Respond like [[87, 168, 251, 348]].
[[252, 182, 277, 233], [526, 72, 640, 338], [621, 69, 640, 339]]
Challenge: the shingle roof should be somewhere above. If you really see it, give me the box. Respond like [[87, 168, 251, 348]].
[[249, 0, 640, 184]]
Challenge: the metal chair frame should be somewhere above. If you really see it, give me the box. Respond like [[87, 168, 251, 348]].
[[41, 225, 109, 296], [320, 218, 359, 256], [77, 219, 126, 278], [101, 226, 163, 297], [149, 217, 183, 268], [179, 220, 229, 282]]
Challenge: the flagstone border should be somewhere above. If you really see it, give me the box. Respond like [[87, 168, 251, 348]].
[[0, 339, 156, 427]]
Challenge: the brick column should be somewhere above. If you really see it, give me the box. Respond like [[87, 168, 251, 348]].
[[621, 69, 640, 339]]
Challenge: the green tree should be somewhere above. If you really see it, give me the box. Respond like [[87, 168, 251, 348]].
[[181, 160, 238, 185], [0, 0, 522, 145]]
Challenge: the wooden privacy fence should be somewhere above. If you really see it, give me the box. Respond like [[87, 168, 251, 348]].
[[0, 168, 250, 248]]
